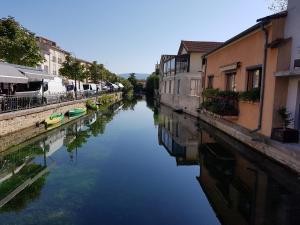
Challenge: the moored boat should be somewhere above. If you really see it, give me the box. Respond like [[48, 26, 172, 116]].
[[68, 107, 87, 117], [45, 113, 64, 126]]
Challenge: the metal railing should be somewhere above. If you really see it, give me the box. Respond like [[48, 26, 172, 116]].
[[0, 90, 119, 114]]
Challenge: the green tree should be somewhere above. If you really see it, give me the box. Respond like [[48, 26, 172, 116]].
[[59, 55, 86, 81], [0, 16, 44, 66], [128, 73, 137, 87], [87, 61, 104, 83], [145, 72, 159, 96]]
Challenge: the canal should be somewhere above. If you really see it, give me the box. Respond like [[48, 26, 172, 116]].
[[0, 98, 299, 225]]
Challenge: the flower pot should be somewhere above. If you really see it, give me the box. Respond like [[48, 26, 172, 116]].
[[271, 128, 299, 143]]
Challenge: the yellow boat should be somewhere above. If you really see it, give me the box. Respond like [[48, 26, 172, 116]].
[[45, 113, 64, 126]]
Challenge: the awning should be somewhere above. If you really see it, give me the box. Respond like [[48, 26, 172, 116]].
[[0, 63, 28, 84], [16, 67, 55, 81]]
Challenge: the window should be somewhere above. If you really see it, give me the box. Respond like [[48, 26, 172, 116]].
[[177, 80, 180, 95], [164, 81, 167, 93], [169, 80, 172, 94], [247, 68, 261, 91], [164, 58, 176, 76], [225, 72, 236, 92], [190, 79, 201, 96], [207, 76, 214, 89], [176, 54, 189, 74], [52, 56, 57, 62], [58, 57, 63, 64]]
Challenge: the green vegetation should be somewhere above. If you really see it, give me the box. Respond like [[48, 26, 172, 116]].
[[59, 55, 86, 82], [201, 88, 239, 116], [0, 168, 48, 213], [277, 106, 294, 129], [97, 95, 115, 106], [0, 16, 44, 66], [0, 163, 45, 201], [239, 88, 260, 102], [127, 73, 144, 93], [145, 72, 159, 96]]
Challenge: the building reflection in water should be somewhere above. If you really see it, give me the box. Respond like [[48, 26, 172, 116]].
[[158, 104, 300, 225]]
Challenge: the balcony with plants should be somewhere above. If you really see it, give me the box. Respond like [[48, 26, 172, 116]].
[[201, 89, 239, 116]]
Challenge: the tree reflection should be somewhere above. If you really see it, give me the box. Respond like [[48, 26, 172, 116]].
[[0, 165, 48, 213]]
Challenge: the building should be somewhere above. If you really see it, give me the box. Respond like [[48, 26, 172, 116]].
[[276, 0, 300, 131], [203, 11, 290, 137], [159, 41, 223, 116], [36, 36, 70, 76]]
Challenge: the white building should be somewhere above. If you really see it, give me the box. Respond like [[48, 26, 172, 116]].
[[159, 41, 222, 116], [36, 36, 70, 76], [276, 0, 300, 130]]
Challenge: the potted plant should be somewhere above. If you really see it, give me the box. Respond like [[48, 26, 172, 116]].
[[271, 107, 299, 143]]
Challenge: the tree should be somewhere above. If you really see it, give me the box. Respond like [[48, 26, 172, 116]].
[[0, 16, 44, 67], [269, 0, 288, 12], [59, 55, 86, 81], [145, 72, 159, 96], [128, 73, 137, 87], [87, 61, 103, 83]]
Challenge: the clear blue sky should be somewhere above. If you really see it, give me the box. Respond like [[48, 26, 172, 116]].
[[0, 0, 272, 74]]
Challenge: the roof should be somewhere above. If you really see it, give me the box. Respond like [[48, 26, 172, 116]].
[[36, 36, 70, 55], [178, 41, 223, 54], [257, 10, 288, 22], [204, 11, 288, 57], [0, 63, 28, 84]]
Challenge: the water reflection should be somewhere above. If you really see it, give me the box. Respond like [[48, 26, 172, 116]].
[[0, 101, 125, 211], [158, 104, 300, 225]]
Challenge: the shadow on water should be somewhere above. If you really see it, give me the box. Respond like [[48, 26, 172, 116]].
[[157, 103, 300, 225]]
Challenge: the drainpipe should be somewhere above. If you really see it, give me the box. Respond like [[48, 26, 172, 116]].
[[251, 23, 269, 133], [202, 57, 208, 104]]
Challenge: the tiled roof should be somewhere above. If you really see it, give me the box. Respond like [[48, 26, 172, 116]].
[[179, 41, 223, 54]]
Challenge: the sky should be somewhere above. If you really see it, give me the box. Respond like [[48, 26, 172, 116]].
[[0, 0, 273, 74]]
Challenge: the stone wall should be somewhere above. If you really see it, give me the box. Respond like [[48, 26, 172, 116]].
[[0, 92, 122, 137]]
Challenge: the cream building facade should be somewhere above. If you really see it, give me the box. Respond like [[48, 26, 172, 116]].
[[36, 36, 70, 76], [159, 41, 222, 116]]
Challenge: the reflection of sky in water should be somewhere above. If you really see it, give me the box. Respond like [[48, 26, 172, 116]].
[[0, 100, 299, 225]]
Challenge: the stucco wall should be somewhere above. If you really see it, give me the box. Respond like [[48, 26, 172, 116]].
[[206, 30, 265, 92], [285, 0, 300, 69], [206, 23, 287, 136]]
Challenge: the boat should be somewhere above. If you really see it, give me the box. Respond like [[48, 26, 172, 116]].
[[68, 107, 87, 117], [44, 113, 64, 126]]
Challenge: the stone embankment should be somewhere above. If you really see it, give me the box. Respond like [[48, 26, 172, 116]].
[[198, 110, 300, 174], [0, 92, 122, 139]]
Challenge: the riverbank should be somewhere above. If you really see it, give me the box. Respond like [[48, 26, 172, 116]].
[[0, 92, 122, 151], [198, 109, 300, 174], [159, 102, 300, 174]]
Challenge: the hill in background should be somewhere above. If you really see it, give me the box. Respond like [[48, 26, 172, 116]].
[[118, 73, 150, 80]]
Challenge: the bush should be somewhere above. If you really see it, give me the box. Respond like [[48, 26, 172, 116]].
[[202, 88, 219, 98], [239, 88, 260, 102]]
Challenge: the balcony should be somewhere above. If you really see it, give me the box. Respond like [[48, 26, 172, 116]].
[[162, 54, 190, 76], [201, 89, 239, 116]]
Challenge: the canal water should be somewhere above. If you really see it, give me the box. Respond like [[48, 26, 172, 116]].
[[0, 98, 299, 225]]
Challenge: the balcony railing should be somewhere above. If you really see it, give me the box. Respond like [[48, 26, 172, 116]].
[[201, 95, 239, 116]]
